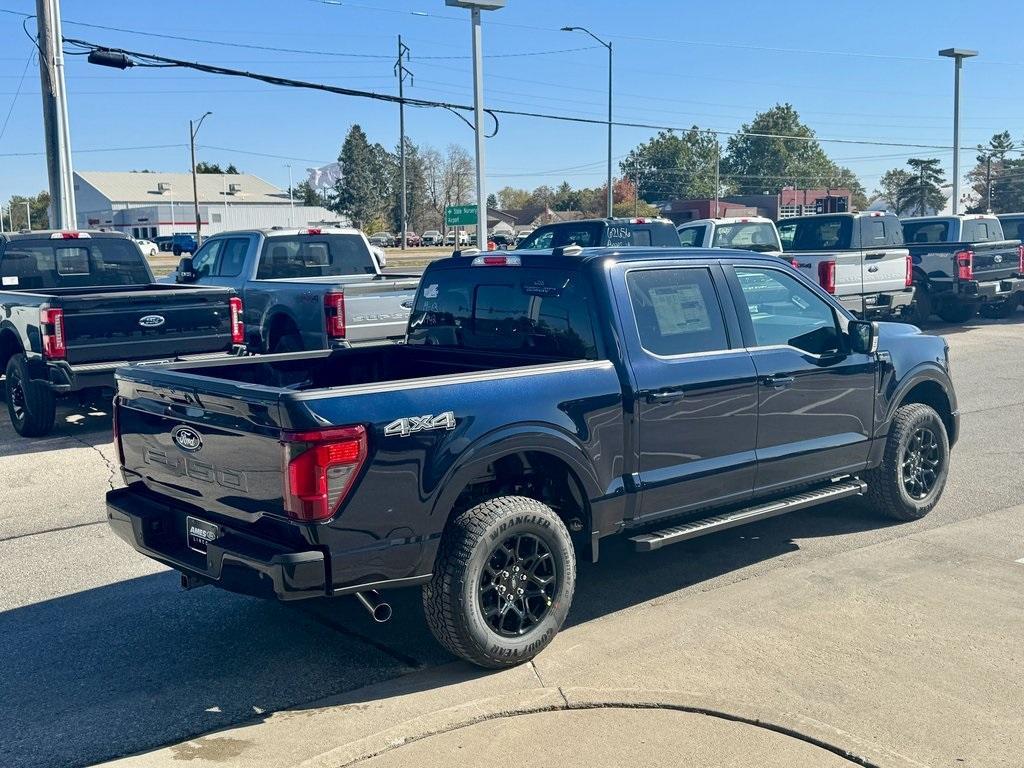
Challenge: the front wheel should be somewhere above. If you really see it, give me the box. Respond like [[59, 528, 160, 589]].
[[423, 496, 576, 668], [5, 354, 56, 437], [937, 299, 975, 323], [864, 403, 949, 521]]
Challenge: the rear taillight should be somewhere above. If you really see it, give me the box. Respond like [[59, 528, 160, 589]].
[[282, 425, 367, 522], [905, 255, 913, 288], [325, 291, 345, 338], [228, 296, 244, 344], [818, 260, 836, 294], [955, 249, 974, 281], [1017, 244, 1024, 275], [40, 307, 66, 359]]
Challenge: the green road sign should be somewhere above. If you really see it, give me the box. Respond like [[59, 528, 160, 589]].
[[445, 204, 478, 226]]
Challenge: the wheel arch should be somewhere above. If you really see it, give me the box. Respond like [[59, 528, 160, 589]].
[[0, 325, 24, 373], [888, 369, 957, 446], [263, 308, 302, 352], [430, 427, 603, 557]]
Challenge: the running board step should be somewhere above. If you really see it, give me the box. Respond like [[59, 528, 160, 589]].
[[630, 479, 867, 552]]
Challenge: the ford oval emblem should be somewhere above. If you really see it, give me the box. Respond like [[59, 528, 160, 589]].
[[139, 314, 166, 328], [171, 425, 203, 452], [993, 254, 1003, 263]]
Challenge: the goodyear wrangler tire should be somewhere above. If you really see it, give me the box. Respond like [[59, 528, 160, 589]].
[[864, 403, 949, 522], [423, 496, 576, 668]]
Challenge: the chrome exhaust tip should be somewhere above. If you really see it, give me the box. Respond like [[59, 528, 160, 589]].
[[355, 590, 392, 623]]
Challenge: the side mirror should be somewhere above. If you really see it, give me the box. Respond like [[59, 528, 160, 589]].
[[176, 257, 197, 283], [849, 319, 878, 355]]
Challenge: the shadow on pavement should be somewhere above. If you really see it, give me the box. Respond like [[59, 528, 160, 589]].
[[0, 390, 112, 457], [1, 497, 894, 768]]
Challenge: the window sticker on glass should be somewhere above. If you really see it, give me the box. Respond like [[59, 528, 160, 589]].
[[55, 247, 89, 275], [606, 226, 631, 246], [2, 276, 18, 286], [523, 277, 567, 297], [423, 283, 439, 299], [649, 284, 711, 334]]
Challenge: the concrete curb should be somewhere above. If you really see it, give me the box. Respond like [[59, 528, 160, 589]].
[[295, 686, 929, 768]]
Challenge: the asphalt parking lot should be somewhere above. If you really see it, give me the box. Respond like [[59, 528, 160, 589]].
[[1, 313, 1023, 768]]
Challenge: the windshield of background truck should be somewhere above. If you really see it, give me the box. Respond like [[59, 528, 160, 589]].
[[517, 223, 604, 249], [408, 267, 598, 358], [712, 222, 781, 252], [0, 238, 150, 289], [777, 216, 853, 250], [255, 234, 376, 279]]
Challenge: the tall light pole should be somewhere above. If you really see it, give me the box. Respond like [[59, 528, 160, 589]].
[[562, 25, 613, 218], [36, 0, 77, 228], [190, 111, 212, 245], [939, 48, 977, 215], [446, 1, 505, 249], [23, 202, 32, 231]]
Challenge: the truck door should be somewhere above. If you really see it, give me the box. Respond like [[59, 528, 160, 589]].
[[860, 215, 908, 299], [614, 262, 759, 522], [726, 263, 876, 492]]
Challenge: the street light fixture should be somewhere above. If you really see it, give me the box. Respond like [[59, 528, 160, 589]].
[[939, 48, 978, 215], [562, 25, 613, 219], [190, 111, 212, 245], [446, 0, 505, 249]]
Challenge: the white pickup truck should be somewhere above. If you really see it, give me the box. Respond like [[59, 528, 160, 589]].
[[778, 211, 913, 319], [676, 216, 783, 255]]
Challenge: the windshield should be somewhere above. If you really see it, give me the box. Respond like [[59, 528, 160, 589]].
[[255, 234, 376, 279], [517, 223, 604, 250], [777, 216, 852, 250], [408, 266, 598, 359], [711, 222, 781, 252], [0, 238, 151, 290]]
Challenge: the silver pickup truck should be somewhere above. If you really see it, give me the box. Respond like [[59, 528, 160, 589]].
[[164, 227, 419, 352], [779, 212, 913, 319]]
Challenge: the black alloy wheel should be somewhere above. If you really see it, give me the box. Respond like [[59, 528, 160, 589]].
[[478, 533, 558, 637], [901, 426, 941, 500]]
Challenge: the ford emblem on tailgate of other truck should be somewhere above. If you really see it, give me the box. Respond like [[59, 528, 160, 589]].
[[139, 314, 166, 328], [171, 425, 203, 452]]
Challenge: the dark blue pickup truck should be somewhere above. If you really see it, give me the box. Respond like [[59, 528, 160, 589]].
[[107, 246, 958, 667]]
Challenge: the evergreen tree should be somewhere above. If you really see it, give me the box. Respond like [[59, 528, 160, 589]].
[[968, 131, 1014, 211], [874, 168, 915, 215], [900, 158, 947, 216], [336, 125, 394, 229], [486, 193, 498, 209]]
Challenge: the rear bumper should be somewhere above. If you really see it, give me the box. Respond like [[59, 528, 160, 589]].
[[106, 486, 327, 601], [972, 277, 1024, 302], [839, 289, 914, 317], [43, 348, 244, 393]]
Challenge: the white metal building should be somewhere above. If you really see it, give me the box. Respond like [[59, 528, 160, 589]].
[[73, 171, 344, 238]]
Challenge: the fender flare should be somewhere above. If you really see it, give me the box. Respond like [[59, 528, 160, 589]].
[[0, 322, 25, 369], [880, 363, 955, 436], [260, 307, 302, 351], [427, 424, 604, 535]]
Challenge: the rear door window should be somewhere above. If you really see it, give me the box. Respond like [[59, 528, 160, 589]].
[[256, 234, 376, 279], [626, 268, 729, 356], [902, 221, 949, 244], [963, 219, 1000, 242], [999, 217, 1024, 241], [218, 238, 250, 277], [517, 223, 604, 250]]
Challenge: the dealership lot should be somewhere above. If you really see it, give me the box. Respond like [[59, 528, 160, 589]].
[[1, 313, 1023, 767]]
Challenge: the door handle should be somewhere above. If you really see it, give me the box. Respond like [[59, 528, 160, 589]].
[[644, 389, 686, 403], [762, 375, 795, 389]]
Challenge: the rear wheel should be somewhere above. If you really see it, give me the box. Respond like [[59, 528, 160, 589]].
[[937, 299, 975, 323], [5, 354, 56, 437], [864, 403, 949, 521], [269, 329, 302, 354], [423, 496, 576, 668]]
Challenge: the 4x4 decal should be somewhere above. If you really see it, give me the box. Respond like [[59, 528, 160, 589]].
[[384, 411, 456, 437]]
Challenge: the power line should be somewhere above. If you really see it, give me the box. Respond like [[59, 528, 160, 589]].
[[0, 45, 33, 143]]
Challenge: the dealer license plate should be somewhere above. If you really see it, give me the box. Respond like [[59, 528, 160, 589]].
[[186, 516, 219, 554]]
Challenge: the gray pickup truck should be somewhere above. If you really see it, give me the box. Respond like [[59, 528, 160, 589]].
[[165, 227, 420, 352]]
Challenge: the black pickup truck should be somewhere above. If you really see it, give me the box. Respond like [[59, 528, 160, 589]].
[[107, 246, 958, 668], [0, 230, 243, 436], [902, 214, 1024, 322]]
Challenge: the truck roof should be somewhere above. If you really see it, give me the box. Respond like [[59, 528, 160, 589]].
[[678, 216, 775, 227], [534, 216, 674, 227], [780, 211, 893, 222], [0, 229, 129, 243], [207, 226, 365, 238], [900, 214, 998, 223], [435, 246, 784, 272]]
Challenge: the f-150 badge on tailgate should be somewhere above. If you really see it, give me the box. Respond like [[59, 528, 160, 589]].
[[384, 411, 456, 437]]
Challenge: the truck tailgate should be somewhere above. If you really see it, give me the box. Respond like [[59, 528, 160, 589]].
[[341, 276, 419, 344], [59, 286, 236, 364], [790, 250, 862, 297], [116, 373, 287, 523], [971, 240, 1021, 281], [862, 247, 910, 293]]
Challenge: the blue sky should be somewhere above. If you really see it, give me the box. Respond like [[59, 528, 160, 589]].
[[1, 0, 1022, 204]]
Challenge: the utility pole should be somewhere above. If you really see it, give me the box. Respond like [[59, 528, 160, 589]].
[[286, 164, 295, 227], [36, 0, 77, 228], [24, 202, 32, 231], [189, 111, 212, 245], [395, 36, 412, 251], [985, 154, 993, 212]]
